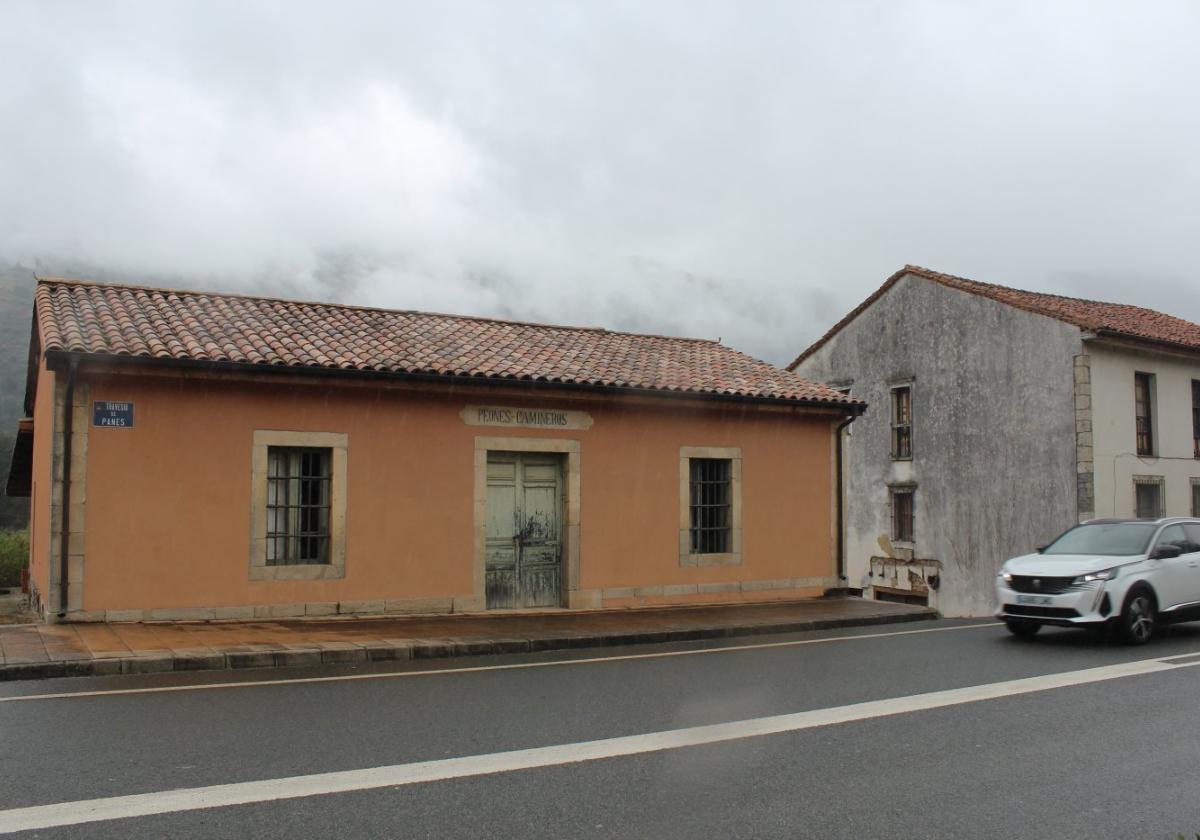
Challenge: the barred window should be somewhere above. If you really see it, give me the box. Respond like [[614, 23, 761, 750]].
[[689, 458, 731, 554], [266, 447, 332, 565], [891, 386, 912, 460], [1134, 476, 1164, 520], [892, 489, 914, 543]]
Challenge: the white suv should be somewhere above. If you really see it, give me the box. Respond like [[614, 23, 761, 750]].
[[995, 518, 1200, 644]]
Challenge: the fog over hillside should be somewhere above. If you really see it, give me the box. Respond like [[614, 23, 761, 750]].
[[1, 2, 1198, 368]]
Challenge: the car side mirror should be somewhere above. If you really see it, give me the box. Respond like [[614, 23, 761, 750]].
[[1035, 545, 1047, 554], [1152, 545, 1182, 560]]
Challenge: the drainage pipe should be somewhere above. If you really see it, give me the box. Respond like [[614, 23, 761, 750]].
[[834, 414, 857, 584]]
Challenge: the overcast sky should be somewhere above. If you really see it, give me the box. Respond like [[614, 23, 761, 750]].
[[1, 1, 1197, 364]]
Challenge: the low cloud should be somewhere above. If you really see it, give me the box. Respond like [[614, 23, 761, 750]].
[[1, 1, 1198, 364]]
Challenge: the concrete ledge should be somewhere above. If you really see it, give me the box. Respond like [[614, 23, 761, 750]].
[[273, 650, 323, 668], [228, 652, 276, 669], [174, 654, 226, 671], [320, 650, 366, 665], [122, 656, 174, 675]]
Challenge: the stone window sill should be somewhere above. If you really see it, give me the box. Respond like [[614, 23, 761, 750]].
[[249, 564, 345, 581], [680, 552, 742, 567]]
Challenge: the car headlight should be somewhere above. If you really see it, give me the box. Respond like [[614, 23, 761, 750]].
[[999, 571, 1012, 584], [1073, 569, 1116, 585]]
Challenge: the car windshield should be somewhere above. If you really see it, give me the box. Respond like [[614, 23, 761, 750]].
[[1041, 523, 1157, 556]]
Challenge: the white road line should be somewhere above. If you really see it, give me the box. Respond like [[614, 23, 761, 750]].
[[0, 622, 996, 704], [1, 654, 1195, 834]]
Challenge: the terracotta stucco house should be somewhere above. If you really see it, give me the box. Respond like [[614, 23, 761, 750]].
[[7, 277, 861, 622]]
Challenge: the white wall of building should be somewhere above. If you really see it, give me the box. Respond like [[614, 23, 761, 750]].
[[1089, 341, 1200, 518]]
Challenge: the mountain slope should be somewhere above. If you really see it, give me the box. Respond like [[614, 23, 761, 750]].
[[0, 266, 37, 527]]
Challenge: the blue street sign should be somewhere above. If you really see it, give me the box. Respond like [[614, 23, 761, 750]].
[[93, 401, 134, 428]]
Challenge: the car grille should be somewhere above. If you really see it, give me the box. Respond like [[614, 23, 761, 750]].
[[1004, 605, 1081, 618], [1008, 575, 1077, 594]]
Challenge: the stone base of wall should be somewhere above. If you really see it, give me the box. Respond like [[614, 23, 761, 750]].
[[54, 577, 840, 622], [601, 585, 829, 609], [596, 576, 836, 609]]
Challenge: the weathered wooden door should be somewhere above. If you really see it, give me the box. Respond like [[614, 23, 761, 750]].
[[485, 452, 564, 609]]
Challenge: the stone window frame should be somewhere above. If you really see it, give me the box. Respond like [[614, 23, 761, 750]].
[[1132, 474, 1165, 520], [472, 436, 582, 611], [679, 446, 743, 567], [250, 430, 348, 580]]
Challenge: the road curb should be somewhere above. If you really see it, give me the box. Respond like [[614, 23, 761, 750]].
[[0, 610, 934, 682]]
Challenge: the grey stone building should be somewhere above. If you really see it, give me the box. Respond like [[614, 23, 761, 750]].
[[792, 265, 1200, 617]]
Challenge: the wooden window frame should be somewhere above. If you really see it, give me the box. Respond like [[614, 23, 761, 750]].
[[891, 385, 913, 461], [679, 447, 742, 567], [1134, 372, 1155, 457], [250, 430, 348, 581], [890, 487, 915, 544]]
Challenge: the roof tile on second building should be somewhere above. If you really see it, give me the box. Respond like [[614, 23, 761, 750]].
[[35, 277, 857, 407], [791, 264, 1200, 367]]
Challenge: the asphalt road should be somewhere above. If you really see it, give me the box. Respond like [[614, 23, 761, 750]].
[[3, 618, 1200, 839]]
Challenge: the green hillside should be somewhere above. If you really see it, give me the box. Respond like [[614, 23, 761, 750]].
[[0, 266, 38, 528]]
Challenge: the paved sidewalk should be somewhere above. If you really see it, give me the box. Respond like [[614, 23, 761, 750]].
[[0, 597, 933, 681]]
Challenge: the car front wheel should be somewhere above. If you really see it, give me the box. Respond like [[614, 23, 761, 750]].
[[1005, 619, 1041, 638], [1119, 589, 1157, 645]]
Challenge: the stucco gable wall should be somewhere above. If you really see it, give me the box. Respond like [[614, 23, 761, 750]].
[[796, 272, 1083, 616]]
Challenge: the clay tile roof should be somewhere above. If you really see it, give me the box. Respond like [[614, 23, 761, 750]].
[[789, 264, 1200, 369], [35, 277, 858, 408]]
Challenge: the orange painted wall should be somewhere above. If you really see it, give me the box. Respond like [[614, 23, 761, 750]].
[[76, 371, 837, 612]]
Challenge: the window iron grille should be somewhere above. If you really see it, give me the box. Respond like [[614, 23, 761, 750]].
[[1134, 479, 1163, 520], [689, 458, 731, 554], [266, 447, 332, 565]]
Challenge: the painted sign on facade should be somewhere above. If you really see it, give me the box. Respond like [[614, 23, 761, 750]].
[[461, 405, 593, 431], [93, 401, 134, 428]]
